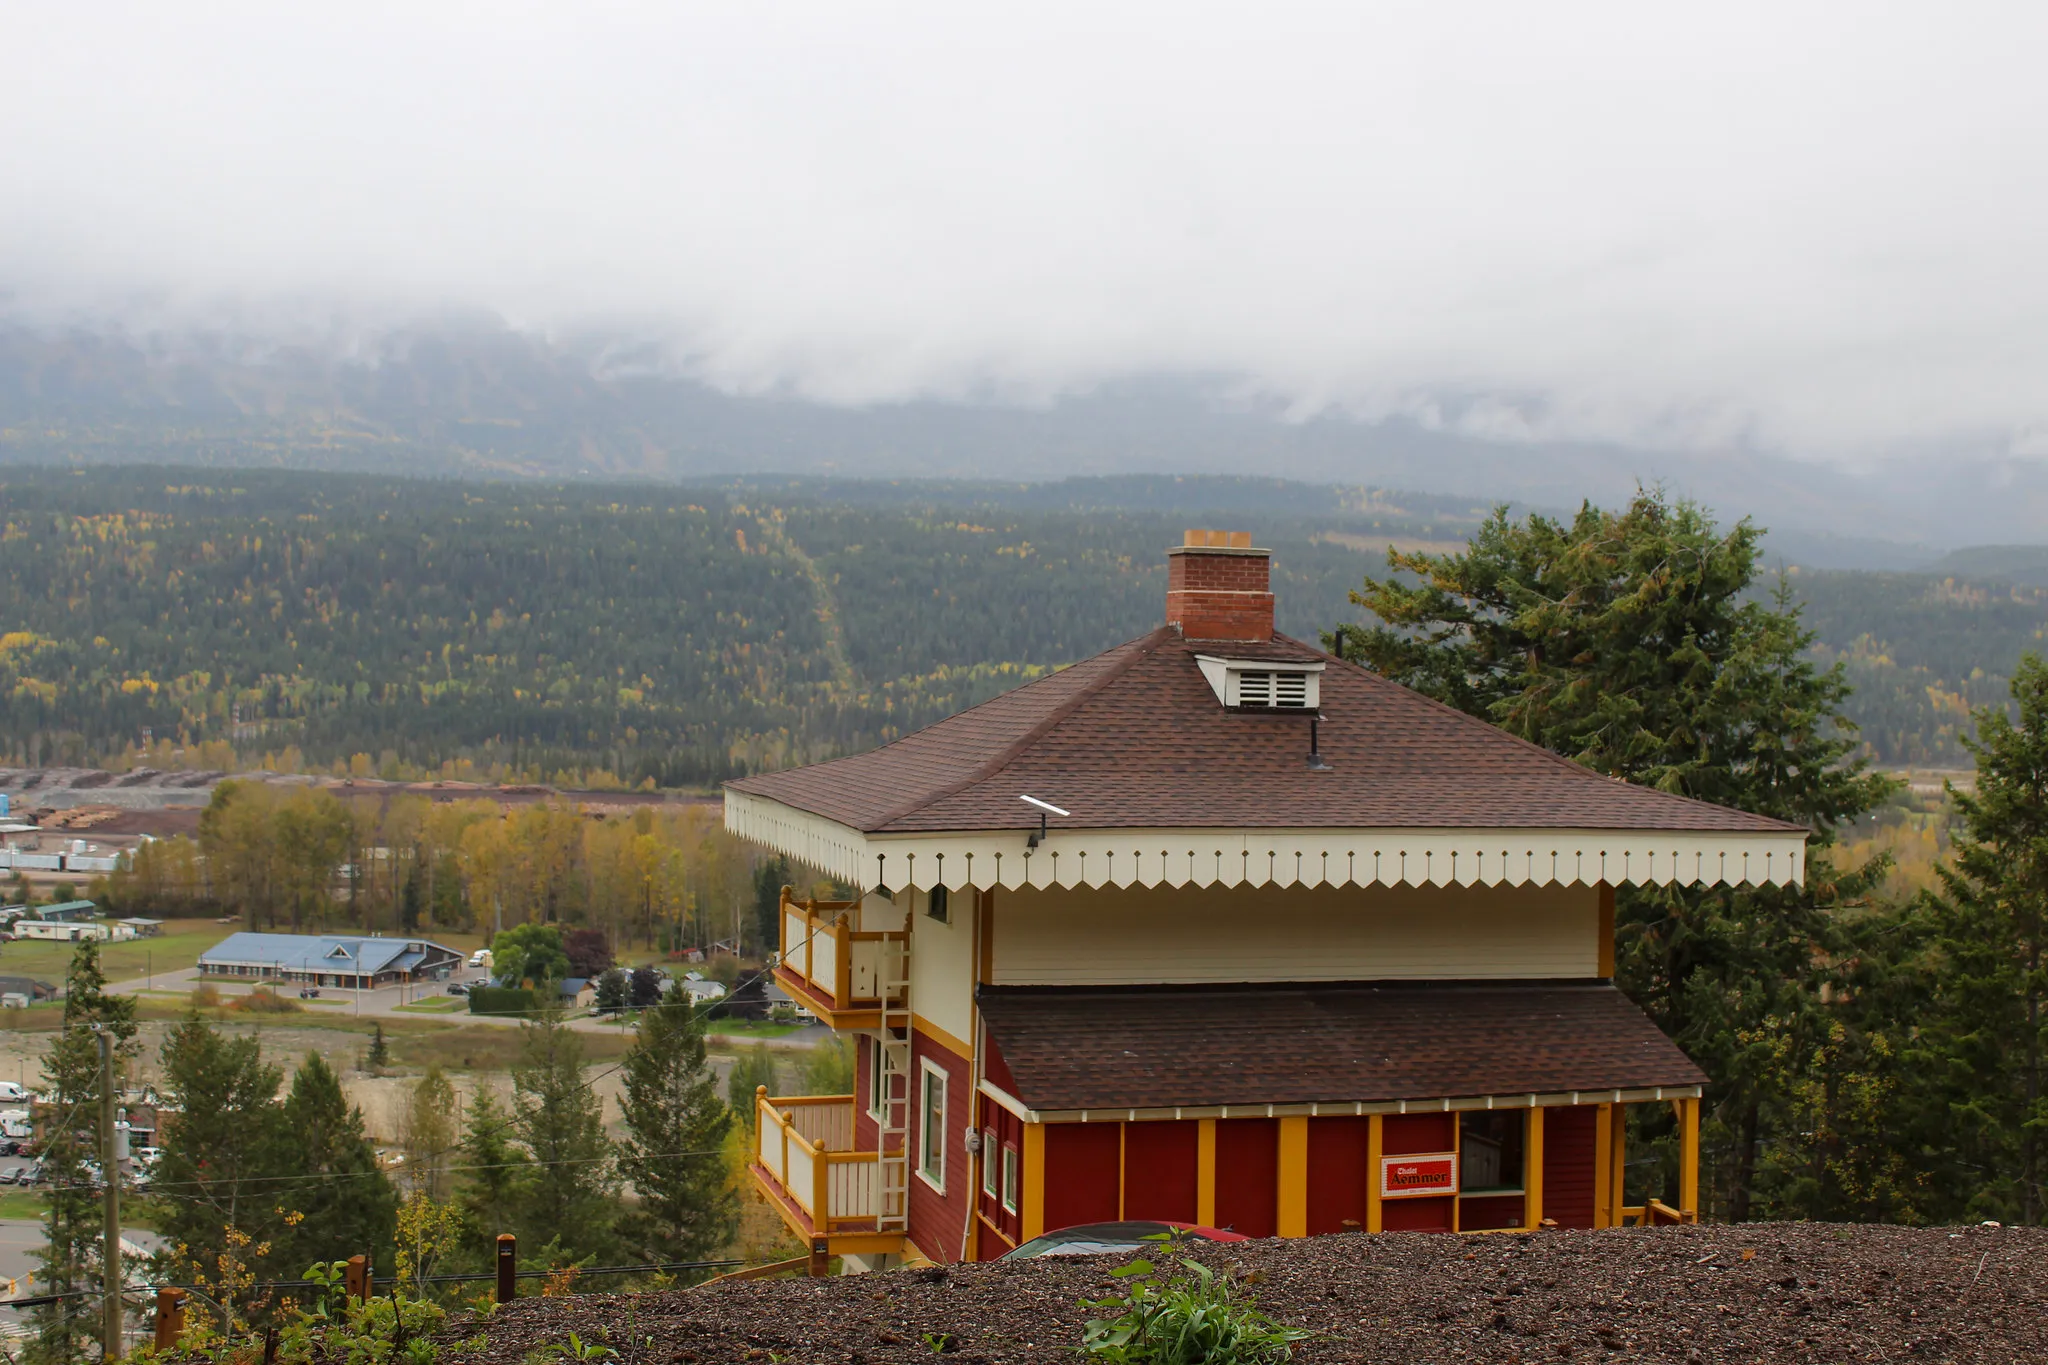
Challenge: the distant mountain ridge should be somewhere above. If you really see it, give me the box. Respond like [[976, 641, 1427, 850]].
[[2, 312, 2042, 556]]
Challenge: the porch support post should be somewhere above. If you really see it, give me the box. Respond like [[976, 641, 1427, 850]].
[[1196, 1118, 1217, 1228], [1276, 1116, 1308, 1237], [1021, 1122, 1046, 1241], [1677, 1097, 1700, 1222], [1593, 1103, 1613, 1228], [1608, 1103, 1628, 1224], [1523, 1106, 1545, 1230], [1365, 1114, 1383, 1234], [1597, 882, 1616, 978]]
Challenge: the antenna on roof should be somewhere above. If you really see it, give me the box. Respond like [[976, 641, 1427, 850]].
[[1019, 794, 1069, 849]]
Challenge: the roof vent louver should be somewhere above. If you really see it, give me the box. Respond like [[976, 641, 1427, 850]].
[[1194, 654, 1323, 710]]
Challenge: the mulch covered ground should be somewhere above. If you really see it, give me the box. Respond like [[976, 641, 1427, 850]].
[[443, 1223, 2043, 1365]]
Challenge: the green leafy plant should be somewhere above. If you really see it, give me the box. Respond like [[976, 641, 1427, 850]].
[[541, 1332, 618, 1362], [921, 1330, 955, 1353], [1080, 1241, 1309, 1365]]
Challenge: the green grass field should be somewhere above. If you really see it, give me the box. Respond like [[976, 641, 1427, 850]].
[[0, 917, 243, 985]]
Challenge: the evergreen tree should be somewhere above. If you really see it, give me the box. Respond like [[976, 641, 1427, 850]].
[[753, 856, 792, 953], [1329, 490, 1895, 1219], [595, 968, 629, 1013], [273, 1053, 399, 1272], [25, 940, 137, 1365], [508, 1005, 616, 1255], [366, 1021, 391, 1070], [726, 1044, 777, 1130], [1923, 653, 2048, 1224], [149, 1016, 292, 1299], [617, 1001, 737, 1264], [455, 1088, 527, 1254]]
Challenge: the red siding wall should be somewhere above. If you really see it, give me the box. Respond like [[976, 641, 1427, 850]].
[[1380, 1113, 1456, 1233], [1542, 1106, 1599, 1229], [853, 1034, 880, 1152], [1305, 1117, 1373, 1235], [906, 1031, 973, 1262], [1213, 1118, 1278, 1238], [1122, 1121, 1200, 1224], [1043, 1123, 1122, 1233], [976, 1095, 1026, 1250], [1459, 1194, 1524, 1231]]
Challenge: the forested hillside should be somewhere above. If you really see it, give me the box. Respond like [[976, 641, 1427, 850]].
[[0, 466, 2039, 779]]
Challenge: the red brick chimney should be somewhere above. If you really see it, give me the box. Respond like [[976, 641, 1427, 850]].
[[1166, 530, 1274, 642]]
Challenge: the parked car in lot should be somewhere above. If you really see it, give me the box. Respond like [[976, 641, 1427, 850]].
[[0, 1082, 31, 1103], [446, 982, 469, 996], [298, 987, 321, 999], [1001, 1220, 1250, 1260], [468, 949, 492, 969]]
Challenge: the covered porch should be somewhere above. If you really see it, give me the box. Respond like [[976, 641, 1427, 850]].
[[748, 1090, 905, 1259]]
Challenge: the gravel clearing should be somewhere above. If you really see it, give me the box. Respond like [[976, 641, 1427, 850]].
[[442, 1223, 2043, 1364]]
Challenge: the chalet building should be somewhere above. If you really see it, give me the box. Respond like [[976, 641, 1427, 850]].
[[727, 530, 1805, 1267]]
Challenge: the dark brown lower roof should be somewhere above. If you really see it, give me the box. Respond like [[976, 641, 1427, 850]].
[[976, 980, 1706, 1112]]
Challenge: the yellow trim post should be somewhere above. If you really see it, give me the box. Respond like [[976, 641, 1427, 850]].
[[1022, 1123, 1046, 1241], [1609, 1103, 1628, 1224], [1196, 1119, 1217, 1227], [1593, 1103, 1613, 1228], [1677, 1097, 1700, 1221], [1277, 1116, 1309, 1237], [1117, 1123, 1127, 1219], [1365, 1114, 1383, 1234], [1524, 1106, 1545, 1230]]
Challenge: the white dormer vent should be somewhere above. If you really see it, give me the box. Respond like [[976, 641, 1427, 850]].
[[1194, 655, 1324, 710]]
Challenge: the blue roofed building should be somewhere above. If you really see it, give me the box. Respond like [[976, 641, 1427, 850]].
[[198, 932, 465, 989]]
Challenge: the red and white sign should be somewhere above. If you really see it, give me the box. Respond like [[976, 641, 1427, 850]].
[[1380, 1152, 1459, 1199]]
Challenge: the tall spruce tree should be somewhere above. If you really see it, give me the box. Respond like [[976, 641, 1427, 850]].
[[1329, 490, 1895, 1219], [617, 1001, 736, 1264], [150, 1016, 292, 1296], [455, 1088, 527, 1257], [26, 940, 137, 1364], [508, 1005, 616, 1255], [273, 1053, 399, 1272], [1924, 652, 2048, 1224]]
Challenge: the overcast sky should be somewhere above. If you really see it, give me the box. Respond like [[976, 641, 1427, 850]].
[[5, 3, 2047, 462]]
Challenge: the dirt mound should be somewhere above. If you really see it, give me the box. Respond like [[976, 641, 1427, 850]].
[[443, 1222, 2042, 1365]]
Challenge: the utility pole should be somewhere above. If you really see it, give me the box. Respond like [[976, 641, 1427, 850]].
[[92, 1023, 120, 1360]]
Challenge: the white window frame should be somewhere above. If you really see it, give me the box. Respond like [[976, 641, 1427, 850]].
[[917, 1058, 948, 1192], [1000, 1144, 1019, 1214], [980, 1128, 999, 1198], [866, 1038, 888, 1122]]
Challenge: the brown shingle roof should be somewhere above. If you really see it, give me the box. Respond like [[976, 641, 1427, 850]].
[[977, 980, 1707, 1111], [729, 628, 1798, 836]]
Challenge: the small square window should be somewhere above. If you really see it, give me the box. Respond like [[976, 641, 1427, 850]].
[[918, 1062, 947, 1189], [981, 1129, 998, 1198], [1001, 1145, 1019, 1213]]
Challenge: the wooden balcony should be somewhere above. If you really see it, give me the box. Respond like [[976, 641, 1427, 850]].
[[773, 892, 907, 1030], [748, 1091, 904, 1257]]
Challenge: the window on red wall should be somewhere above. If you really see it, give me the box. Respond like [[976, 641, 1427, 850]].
[[1001, 1144, 1019, 1213], [918, 1061, 947, 1190], [981, 1129, 998, 1198]]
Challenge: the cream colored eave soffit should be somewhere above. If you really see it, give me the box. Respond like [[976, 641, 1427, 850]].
[[724, 790, 1806, 893]]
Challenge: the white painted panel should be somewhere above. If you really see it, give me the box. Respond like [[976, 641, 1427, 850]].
[[908, 887, 976, 1043], [990, 881, 1599, 985], [786, 1140, 816, 1215]]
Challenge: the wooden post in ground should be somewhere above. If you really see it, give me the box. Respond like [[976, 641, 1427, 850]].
[[807, 1235, 830, 1277], [495, 1234, 518, 1304], [344, 1255, 370, 1302], [152, 1288, 186, 1352]]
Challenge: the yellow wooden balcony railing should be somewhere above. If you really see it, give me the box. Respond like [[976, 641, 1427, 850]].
[[750, 1091, 888, 1236], [776, 891, 907, 1013]]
